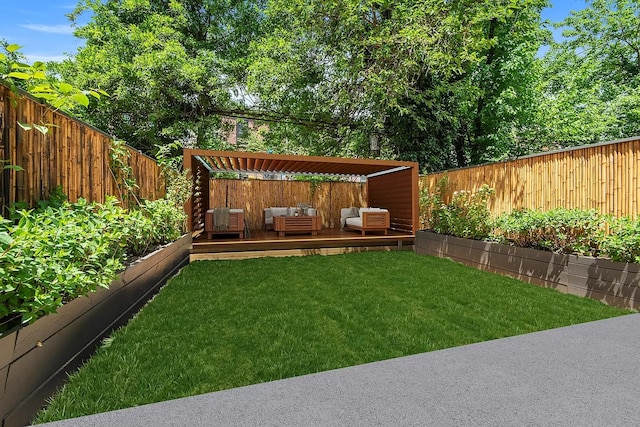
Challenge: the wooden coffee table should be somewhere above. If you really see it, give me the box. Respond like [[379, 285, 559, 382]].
[[273, 215, 321, 237]]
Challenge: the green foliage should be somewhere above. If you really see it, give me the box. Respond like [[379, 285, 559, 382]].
[[109, 139, 140, 206], [423, 195, 640, 263], [248, 0, 549, 166], [600, 217, 640, 263], [0, 43, 107, 119], [0, 192, 186, 328], [9, 186, 68, 223], [420, 176, 495, 240], [56, 0, 263, 154], [493, 208, 607, 255], [0, 198, 126, 325], [36, 185, 68, 210], [534, 0, 640, 148]]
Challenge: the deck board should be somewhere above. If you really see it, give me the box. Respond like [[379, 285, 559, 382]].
[[190, 228, 414, 260]]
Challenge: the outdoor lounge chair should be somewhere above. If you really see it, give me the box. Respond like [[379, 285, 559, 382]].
[[344, 207, 390, 235], [205, 208, 245, 239]]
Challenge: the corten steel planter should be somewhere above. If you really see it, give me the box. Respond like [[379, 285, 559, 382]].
[[415, 231, 640, 309], [0, 234, 191, 427]]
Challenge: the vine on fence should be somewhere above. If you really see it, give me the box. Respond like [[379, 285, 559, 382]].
[[109, 139, 140, 207]]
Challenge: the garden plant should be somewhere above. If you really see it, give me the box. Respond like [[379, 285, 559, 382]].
[[0, 167, 189, 330], [421, 177, 640, 264]]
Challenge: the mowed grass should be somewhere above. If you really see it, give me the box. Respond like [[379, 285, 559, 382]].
[[36, 251, 629, 422]]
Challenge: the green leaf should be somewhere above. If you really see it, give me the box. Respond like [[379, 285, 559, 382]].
[[3, 164, 25, 171], [72, 92, 90, 107], [0, 231, 12, 246], [58, 82, 74, 94], [7, 71, 31, 80], [6, 44, 22, 53], [17, 121, 32, 131], [33, 124, 49, 135]]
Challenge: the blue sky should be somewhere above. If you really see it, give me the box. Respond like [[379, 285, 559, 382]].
[[1, 0, 588, 64]]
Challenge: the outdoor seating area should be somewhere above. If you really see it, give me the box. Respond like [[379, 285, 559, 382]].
[[205, 208, 245, 239], [184, 150, 420, 256], [342, 207, 390, 235], [201, 205, 392, 240], [264, 206, 318, 230]]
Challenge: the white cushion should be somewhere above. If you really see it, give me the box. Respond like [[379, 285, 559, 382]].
[[359, 207, 387, 217], [346, 217, 362, 227], [207, 208, 243, 213], [270, 207, 289, 217]]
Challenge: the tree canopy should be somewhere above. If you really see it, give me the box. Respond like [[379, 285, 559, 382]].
[[40, 0, 640, 171], [536, 0, 640, 148], [247, 0, 549, 169], [56, 0, 266, 155]]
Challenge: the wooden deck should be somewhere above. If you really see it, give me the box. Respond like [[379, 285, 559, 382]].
[[190, 228, 415, 260]]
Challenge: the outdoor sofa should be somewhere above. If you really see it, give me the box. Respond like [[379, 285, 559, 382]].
[[342, 207, 390, 235], [264, 207, 318, 230]]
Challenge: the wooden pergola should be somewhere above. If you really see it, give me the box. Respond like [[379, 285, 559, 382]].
[[184, 149, 420, 235]]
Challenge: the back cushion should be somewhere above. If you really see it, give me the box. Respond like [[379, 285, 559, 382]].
[[270, 207, 288, 216]]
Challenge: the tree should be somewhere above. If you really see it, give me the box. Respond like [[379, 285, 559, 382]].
[[536, 0, 640, 148], [57, 0, 266, 156], [247, 0, 549, 169]]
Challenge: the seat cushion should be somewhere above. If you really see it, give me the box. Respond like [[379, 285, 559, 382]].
[[345, 217, 362, 227]]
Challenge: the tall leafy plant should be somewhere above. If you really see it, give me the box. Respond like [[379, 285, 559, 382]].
[[420, 175, 495, 240]]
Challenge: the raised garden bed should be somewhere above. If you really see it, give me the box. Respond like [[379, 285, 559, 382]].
[[415, 231, 640, 309], [0, 234, 191, 427]]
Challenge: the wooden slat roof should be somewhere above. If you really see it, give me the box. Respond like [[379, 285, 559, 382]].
[[186, 149, 414, 177]]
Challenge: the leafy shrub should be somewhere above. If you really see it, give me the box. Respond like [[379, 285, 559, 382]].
[[421, 176, 640, 263], [419, 175, 448, 230], [601, 217, 640, 263], [0, 190, 187, 327], [492, 208, 606, 255], [420, 175, 495, 240], [141, 198, 187, 245], [0, 198, 126, 325]]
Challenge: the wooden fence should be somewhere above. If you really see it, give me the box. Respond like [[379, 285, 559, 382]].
[[420, 137, 640, 218], [0, 84, 164, 214], [209, 179, 367, 230]]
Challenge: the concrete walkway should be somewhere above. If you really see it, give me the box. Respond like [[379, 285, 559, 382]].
[[43, 314, 640, 427]]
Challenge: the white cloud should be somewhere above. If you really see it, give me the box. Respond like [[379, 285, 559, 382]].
[[21, 24, 74, 35]]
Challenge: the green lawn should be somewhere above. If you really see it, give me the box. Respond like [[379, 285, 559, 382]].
[[36, 251, 629, 422]]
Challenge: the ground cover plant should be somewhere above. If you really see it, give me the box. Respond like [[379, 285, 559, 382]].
[[36, 251, 628, 423]]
